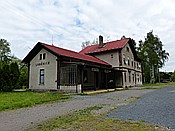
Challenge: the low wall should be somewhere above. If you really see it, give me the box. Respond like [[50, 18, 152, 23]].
[[28, 84, 82, 93], [60, 84, 82, 93]]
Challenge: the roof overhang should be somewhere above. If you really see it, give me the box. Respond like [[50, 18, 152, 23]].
[[22, 42, 112, 68]]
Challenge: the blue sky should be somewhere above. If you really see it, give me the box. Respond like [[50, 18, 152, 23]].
[[0, 0, 175, 72]]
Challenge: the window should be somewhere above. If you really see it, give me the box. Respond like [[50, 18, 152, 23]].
[[138, 62, 141, 69], [127, 47, 129, 52], [123, 55, 126, 65], [137, 74, 139, 82], [140, 75, 142, 82], [39, 53, 46, 60], [39, 69, 44, 84], [119, 51, 122, 66], [60, 64, 77, 85], [40, 54, 42, 60], [43, 53, 46, 60], [128, 56, 130, 66], [132, 74, 134, 82], [124, 72, 126, 82], [128, 71, 131, 82], [111, 54, 113, 58]]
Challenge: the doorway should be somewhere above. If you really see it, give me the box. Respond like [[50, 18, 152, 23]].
[[94, 72, 99, 90]]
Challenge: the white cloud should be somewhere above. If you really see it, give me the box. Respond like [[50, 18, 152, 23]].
[[0, 0, 175, 71]]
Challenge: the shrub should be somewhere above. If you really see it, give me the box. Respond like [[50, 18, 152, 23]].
[[0, 62, 20, 92]]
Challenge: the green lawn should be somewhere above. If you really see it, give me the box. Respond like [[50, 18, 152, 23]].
[[143, 82, 175, 88], [0, 91, 70, 111], [32, 106, 163, 131]]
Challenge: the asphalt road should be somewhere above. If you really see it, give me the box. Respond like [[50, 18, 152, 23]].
[[107, 86, 175, 129]]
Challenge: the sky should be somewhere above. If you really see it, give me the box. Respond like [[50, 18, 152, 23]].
[[0, 0, 174, 72]]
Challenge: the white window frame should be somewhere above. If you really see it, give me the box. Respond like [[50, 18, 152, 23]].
[[39, 69, 45, 85]]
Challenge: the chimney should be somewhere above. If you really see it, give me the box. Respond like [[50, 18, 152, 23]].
[[99, 35, 104, 48]]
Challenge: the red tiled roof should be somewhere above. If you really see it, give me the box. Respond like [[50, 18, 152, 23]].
[[79, 38, 129, 54], [40, 42, 111, 66]]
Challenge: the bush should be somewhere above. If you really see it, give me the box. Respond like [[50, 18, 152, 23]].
[[18, 66, 28, 89], [0, 62, 20, 92]]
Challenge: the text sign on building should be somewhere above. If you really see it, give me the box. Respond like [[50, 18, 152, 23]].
[[36, 61, 50, 66], [104, 70, 111, 73], [91, 68, 99, 72]]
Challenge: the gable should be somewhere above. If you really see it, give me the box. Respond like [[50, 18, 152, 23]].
[[22, 42, 58, 64], [122, 42, 134, 61], [30, 48, 57, 65]]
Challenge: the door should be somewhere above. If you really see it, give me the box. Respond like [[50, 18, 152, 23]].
[[94, 72, 99, 90]]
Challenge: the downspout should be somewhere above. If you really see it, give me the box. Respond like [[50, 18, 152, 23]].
[[81, 68, 84, 93], [121, 72, 123, 88], [27, 63, 30, 89], [80, 65, 84, 93], [57, 56, 61, 90], [106, 73, 108, 90]]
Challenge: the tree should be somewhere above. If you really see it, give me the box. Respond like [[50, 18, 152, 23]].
[[11, 58, 28, 88], [0, 62, 20, 91], [0, 63, 11, 91], [0, 39, 25, 91], [121, 35, 126, 40], [0, 39, 11, 62], [172, 70, 175, 82], [81, 38, 98, 49], [137, 31, 169, 83], [18, 66, 28, 88], [81, 41, 91, 49], [10, 62, 20, 89]]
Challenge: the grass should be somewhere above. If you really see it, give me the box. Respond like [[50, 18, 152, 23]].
[[32, 106, 163, 131], [0, 91, 70, 111], [144, 82, 175, 87], [141, 82, 175, 90]]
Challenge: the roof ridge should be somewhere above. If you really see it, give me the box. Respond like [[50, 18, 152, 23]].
[[79, 38, 130, 54], [104, 38, 130, 44], [83, 38, 130, 48], [39, 42, 81, 54]]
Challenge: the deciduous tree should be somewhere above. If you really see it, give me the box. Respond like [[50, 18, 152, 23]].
[[137, 31, 169, 83], [0, 39, 11, 62], [81, 38, 98, 49]]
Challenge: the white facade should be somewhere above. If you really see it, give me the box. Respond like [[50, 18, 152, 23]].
[[29, 49, 57, 90]]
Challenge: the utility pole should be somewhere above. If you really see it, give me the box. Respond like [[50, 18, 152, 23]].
[[52, 35, 53, 45]]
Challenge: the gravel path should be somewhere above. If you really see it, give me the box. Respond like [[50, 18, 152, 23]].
[[0, 89, 154, 131], [107, 86, 175, 129]]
